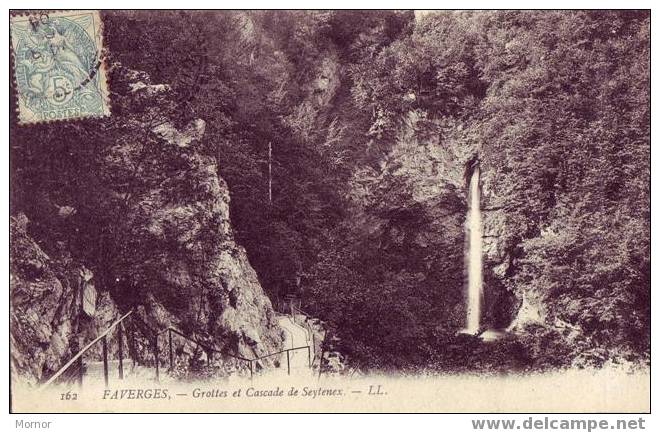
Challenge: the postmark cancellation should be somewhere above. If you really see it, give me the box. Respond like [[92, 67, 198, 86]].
[[10, 10, 110, 124]]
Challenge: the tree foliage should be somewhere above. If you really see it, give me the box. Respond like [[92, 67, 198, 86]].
[[11, 11, 650, 371]]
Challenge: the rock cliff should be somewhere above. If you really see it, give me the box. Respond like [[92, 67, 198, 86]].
[[10, 214, 121, 384], [345, 111, 521, 333], [9, 66, 284, 385]]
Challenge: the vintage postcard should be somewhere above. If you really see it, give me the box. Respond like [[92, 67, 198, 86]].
[[8, 10, 650, 414]]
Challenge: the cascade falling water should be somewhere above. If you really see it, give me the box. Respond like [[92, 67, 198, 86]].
[[465, 164, 483, 334]]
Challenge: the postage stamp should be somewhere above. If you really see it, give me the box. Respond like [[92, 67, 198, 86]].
[[10, 10, 110, 124]]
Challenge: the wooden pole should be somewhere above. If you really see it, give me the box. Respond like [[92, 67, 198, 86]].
[[117, 323, 124, 380], [268, 141, 272, 205], [77, 354, 83, 388], [312, 333, 316, 364], [102, 335, 109, 387], [286, 350, 290, 375], [168, 329, 174, 371], [154, 336, 159, 382], [307, 346, 311, 368]]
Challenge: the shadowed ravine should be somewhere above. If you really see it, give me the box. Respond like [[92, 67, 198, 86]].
[[9, 11, 650, 389]]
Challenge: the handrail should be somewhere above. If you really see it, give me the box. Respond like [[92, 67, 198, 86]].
[[254, 345, 310, 361], [167, 327, 309, 363], [290, 305, 320, 364], [291, 305, 318, 339], [290, 307, 313, 341], [293, 306, 331, 372], [41, 310, 134, 389], [167, 327, 311, 377], [288, 309, 310, 337], [167, 328, 251, 362], [291, 304, 313, 319], [42, 307, 317, 388]]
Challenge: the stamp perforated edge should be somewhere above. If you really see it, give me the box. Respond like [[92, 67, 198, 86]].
[[9, 10, 112, 126]]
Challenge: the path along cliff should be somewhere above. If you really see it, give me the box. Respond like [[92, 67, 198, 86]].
[[10, 65, 285, 385]]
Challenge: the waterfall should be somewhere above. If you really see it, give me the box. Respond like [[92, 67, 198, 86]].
[[465, 164, 483, 334]]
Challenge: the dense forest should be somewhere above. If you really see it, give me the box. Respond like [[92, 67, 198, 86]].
[[11, 10, 649, 376]]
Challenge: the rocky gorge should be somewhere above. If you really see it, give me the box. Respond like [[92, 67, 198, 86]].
[[10, 64, 284, 385], [10, 10, 650, 381]]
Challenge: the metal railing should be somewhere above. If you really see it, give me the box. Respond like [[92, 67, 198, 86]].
[[165, 327, 310, 379], [254, 345, 311, 375], [163, 328, 252, 379], [41, 310, 134, 389], [42, 290, 333, 388], [291, 304, 323, 367], [42, 310, 313, 389]]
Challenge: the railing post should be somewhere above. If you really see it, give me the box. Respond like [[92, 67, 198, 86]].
[[117, 323, 124, 380], [154, 335, 160, 382], [102, 335, 109, 387], [286, 350, 290, 375], [312, 333, 316, 364], [168, 329, 174, 371], [318, 350, 324, 379], [77, 354, 83, 388]]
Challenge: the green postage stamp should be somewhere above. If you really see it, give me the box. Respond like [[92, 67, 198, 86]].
[[10, 10, 110, 124]]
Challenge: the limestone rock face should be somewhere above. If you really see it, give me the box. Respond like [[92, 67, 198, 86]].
[[10, 67, 284, 384], [102, 67, 284, 362], [345, 113, 474, 330], [10, 214, 121, 385], [479, 165, 522, 329], [348, 111, 521, 331], [309, 53, 341, 107], [284, 51, 341, 142]]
